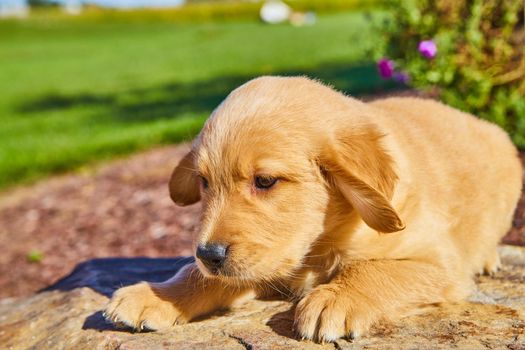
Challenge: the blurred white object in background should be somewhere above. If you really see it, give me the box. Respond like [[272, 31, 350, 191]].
[[260, 0, 291, 24], [63, 0, 82, 14], [0, 0, 29, 18]]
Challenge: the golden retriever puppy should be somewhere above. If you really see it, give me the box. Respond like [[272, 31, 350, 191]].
[[105, 76, 522, 342]]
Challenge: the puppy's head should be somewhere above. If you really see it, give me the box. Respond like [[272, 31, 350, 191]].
[[169, 76, 404, 282]]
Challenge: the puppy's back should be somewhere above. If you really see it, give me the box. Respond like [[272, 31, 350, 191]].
[[369, 97, 522, 273]]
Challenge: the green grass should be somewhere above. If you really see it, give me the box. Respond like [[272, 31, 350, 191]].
[[0, 11, 397, 190]]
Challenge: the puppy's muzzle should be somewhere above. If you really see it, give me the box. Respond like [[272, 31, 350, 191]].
[[196, 243, 229, 273]]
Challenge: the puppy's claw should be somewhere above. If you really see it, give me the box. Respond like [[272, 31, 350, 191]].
[[348, 331, 359, 341]]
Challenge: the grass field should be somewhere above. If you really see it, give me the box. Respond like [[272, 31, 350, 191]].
[[0, 11, 396, 190]]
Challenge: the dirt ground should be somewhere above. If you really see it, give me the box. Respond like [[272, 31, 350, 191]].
[[0, 145, 524, 300]]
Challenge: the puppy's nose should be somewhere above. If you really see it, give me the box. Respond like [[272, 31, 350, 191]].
[[196, 243, 228, 271]]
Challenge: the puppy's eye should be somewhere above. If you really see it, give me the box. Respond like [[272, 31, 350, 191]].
[[200, 176, 209, 190], [254, 175, 278, 190]]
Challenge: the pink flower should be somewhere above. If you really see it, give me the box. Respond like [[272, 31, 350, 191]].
[[377, 58, 395, 79], [418, 40, 437, 59]]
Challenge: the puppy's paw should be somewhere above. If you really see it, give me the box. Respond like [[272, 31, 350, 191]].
[[294, 285, 374, 343], [105, 282, 186, 331]]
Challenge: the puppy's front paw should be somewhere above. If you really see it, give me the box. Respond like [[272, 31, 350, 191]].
[[294, 285, 375, 343], [105, 282, 186, 331]]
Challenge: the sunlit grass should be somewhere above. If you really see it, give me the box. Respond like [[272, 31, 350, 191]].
[[0, 11, 395, 190]]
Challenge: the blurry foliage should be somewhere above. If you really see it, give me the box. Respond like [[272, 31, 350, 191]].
[[28, 0, 59, 7], [376, 0, 525, 148]]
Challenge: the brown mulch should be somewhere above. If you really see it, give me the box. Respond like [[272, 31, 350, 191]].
[[0, 145, 199, 300], [0, 145, 524, 300]]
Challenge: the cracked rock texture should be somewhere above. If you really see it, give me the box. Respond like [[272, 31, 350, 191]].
[[1, 245, 524, 350]]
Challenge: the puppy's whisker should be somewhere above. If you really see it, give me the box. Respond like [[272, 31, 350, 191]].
[[263, 280, 286, 297], [310, 238, 341, 244], [302, 254, 329, 259], [261, 275, 296, 297], [302, 250, 333, 258]]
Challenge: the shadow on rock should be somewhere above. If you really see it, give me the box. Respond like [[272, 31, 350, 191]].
[[42, 256, 194, 297], [44, 256, 194, 332], [83, 310, 118, 331], [82, 310, 158, 332], [266, 306, 297, 340]]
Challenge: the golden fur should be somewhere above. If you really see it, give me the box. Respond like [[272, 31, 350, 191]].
[[106, 76, 522, 342]]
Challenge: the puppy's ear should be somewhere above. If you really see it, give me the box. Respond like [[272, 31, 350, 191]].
[[169, 150, 200, 206], [321, 126, 405, 233]]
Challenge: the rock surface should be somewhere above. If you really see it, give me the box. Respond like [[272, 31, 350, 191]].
[[1, 245, 524, 350]]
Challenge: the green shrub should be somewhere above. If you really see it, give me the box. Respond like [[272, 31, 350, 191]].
[[375, 0, 525, 148]]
